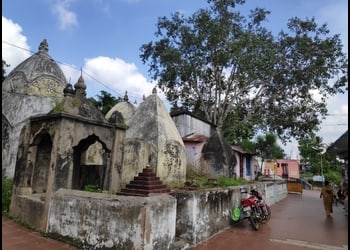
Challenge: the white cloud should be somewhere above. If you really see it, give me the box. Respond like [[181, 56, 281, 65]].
[[281, 92, 348, 159], [59, 63, 80, 84], [317, 94, 348, 145], [51, 0, 78, 30], [60, 56, 169, 107], [2, 16, 31, 73], [77, 56, 156, 102]]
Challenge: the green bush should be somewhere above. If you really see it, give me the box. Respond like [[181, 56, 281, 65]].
[[324, 171, 342, 186], [52, 102, 65, 113], [2, 176, 13, 215], [185, 168, 248, 188], [84, 184, 102, 193], [217, 176, 247, 187]]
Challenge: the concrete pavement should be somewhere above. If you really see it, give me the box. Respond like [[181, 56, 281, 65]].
[[2, 189, 348, 250], [2, 217, 79, 250], [189, 189, 348, 250]]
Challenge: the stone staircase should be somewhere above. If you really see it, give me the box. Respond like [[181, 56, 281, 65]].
[[118, 166, 171, 196]]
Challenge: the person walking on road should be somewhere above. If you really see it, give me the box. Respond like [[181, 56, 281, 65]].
[[320, 180, 334, 217]]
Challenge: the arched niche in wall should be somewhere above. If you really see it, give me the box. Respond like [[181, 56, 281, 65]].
[[72, 134, 110, 190], [30, 132, 53, 193]]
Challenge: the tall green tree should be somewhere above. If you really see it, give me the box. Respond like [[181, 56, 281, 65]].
[[222, 106, 255, 143], [88, 90, 120, 116], [140, 0, 348, 144], [254, 133, 285, 172], [298, 134, 342, 183]]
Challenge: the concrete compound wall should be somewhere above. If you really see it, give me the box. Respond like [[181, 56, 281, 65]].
[[46, 181, 287, 250], [264, 181, 288, 205], [174, 180, 287, 248], [48, 190, 177, 250]]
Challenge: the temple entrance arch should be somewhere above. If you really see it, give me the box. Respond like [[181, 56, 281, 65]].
[[72, 134, 110, 190]]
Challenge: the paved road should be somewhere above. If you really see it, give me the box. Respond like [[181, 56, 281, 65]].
[[2, 189, 348, 250], [189, 189, 348, 250], [2, 217, 79, 250]]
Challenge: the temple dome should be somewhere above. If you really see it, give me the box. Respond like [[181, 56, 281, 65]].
[[2, 39, 68, 178], [2, 39, 67, 96], [105, 91, 137, 125]]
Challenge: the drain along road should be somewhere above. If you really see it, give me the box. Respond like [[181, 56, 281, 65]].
[[189, 189, 348, 250]]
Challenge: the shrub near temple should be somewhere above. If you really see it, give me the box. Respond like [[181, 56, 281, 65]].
[[2, 176, 13, 215], [84, 184, 102, 193], [185, 169, 248, 189]]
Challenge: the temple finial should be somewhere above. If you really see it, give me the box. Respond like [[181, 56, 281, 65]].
[[38, 39, 48, 53], [152, 86, 157, 94], [124, 91, 129, 102]]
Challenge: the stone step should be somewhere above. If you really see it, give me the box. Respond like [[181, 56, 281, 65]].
[[119, 188, 171, 196], [133, 176, 160, 181], [138, 171, 157, 177], [129, 180, 163, 186], [117, 166, 171, 197], [140, 167, 154, 173], [125, 183, 167, 190]]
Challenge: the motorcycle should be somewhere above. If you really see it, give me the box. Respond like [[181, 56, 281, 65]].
[[250, 186, 271, 224], [231, 186, 260, 230], [231, 186, 271, 230]]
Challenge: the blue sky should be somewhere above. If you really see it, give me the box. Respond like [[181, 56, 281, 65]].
[[2, 0, 348, 158]]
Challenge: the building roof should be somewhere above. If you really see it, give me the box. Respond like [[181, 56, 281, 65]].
[[231, 145, 254, 155], [326, 130, 348, 160], [170, 110, 216, 127], [182, 134, 208, 143], [276, 159, 299, 165]]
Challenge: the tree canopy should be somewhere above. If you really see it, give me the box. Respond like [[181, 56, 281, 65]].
[[2, 60, 9, 83], [140, 0, 348, 144], [88, 90, 121, 116]]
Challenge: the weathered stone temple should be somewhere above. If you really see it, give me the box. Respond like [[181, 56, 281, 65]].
[[2, 39, 187, 190], [3, 39, 187, 245], [2, 39, 66, 178]]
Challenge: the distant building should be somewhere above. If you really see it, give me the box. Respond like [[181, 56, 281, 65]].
[[326, 130, 348, 161], [263, 159, 300, 180], [326, 130, 348, 187], [171, 110, 257, 180]]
